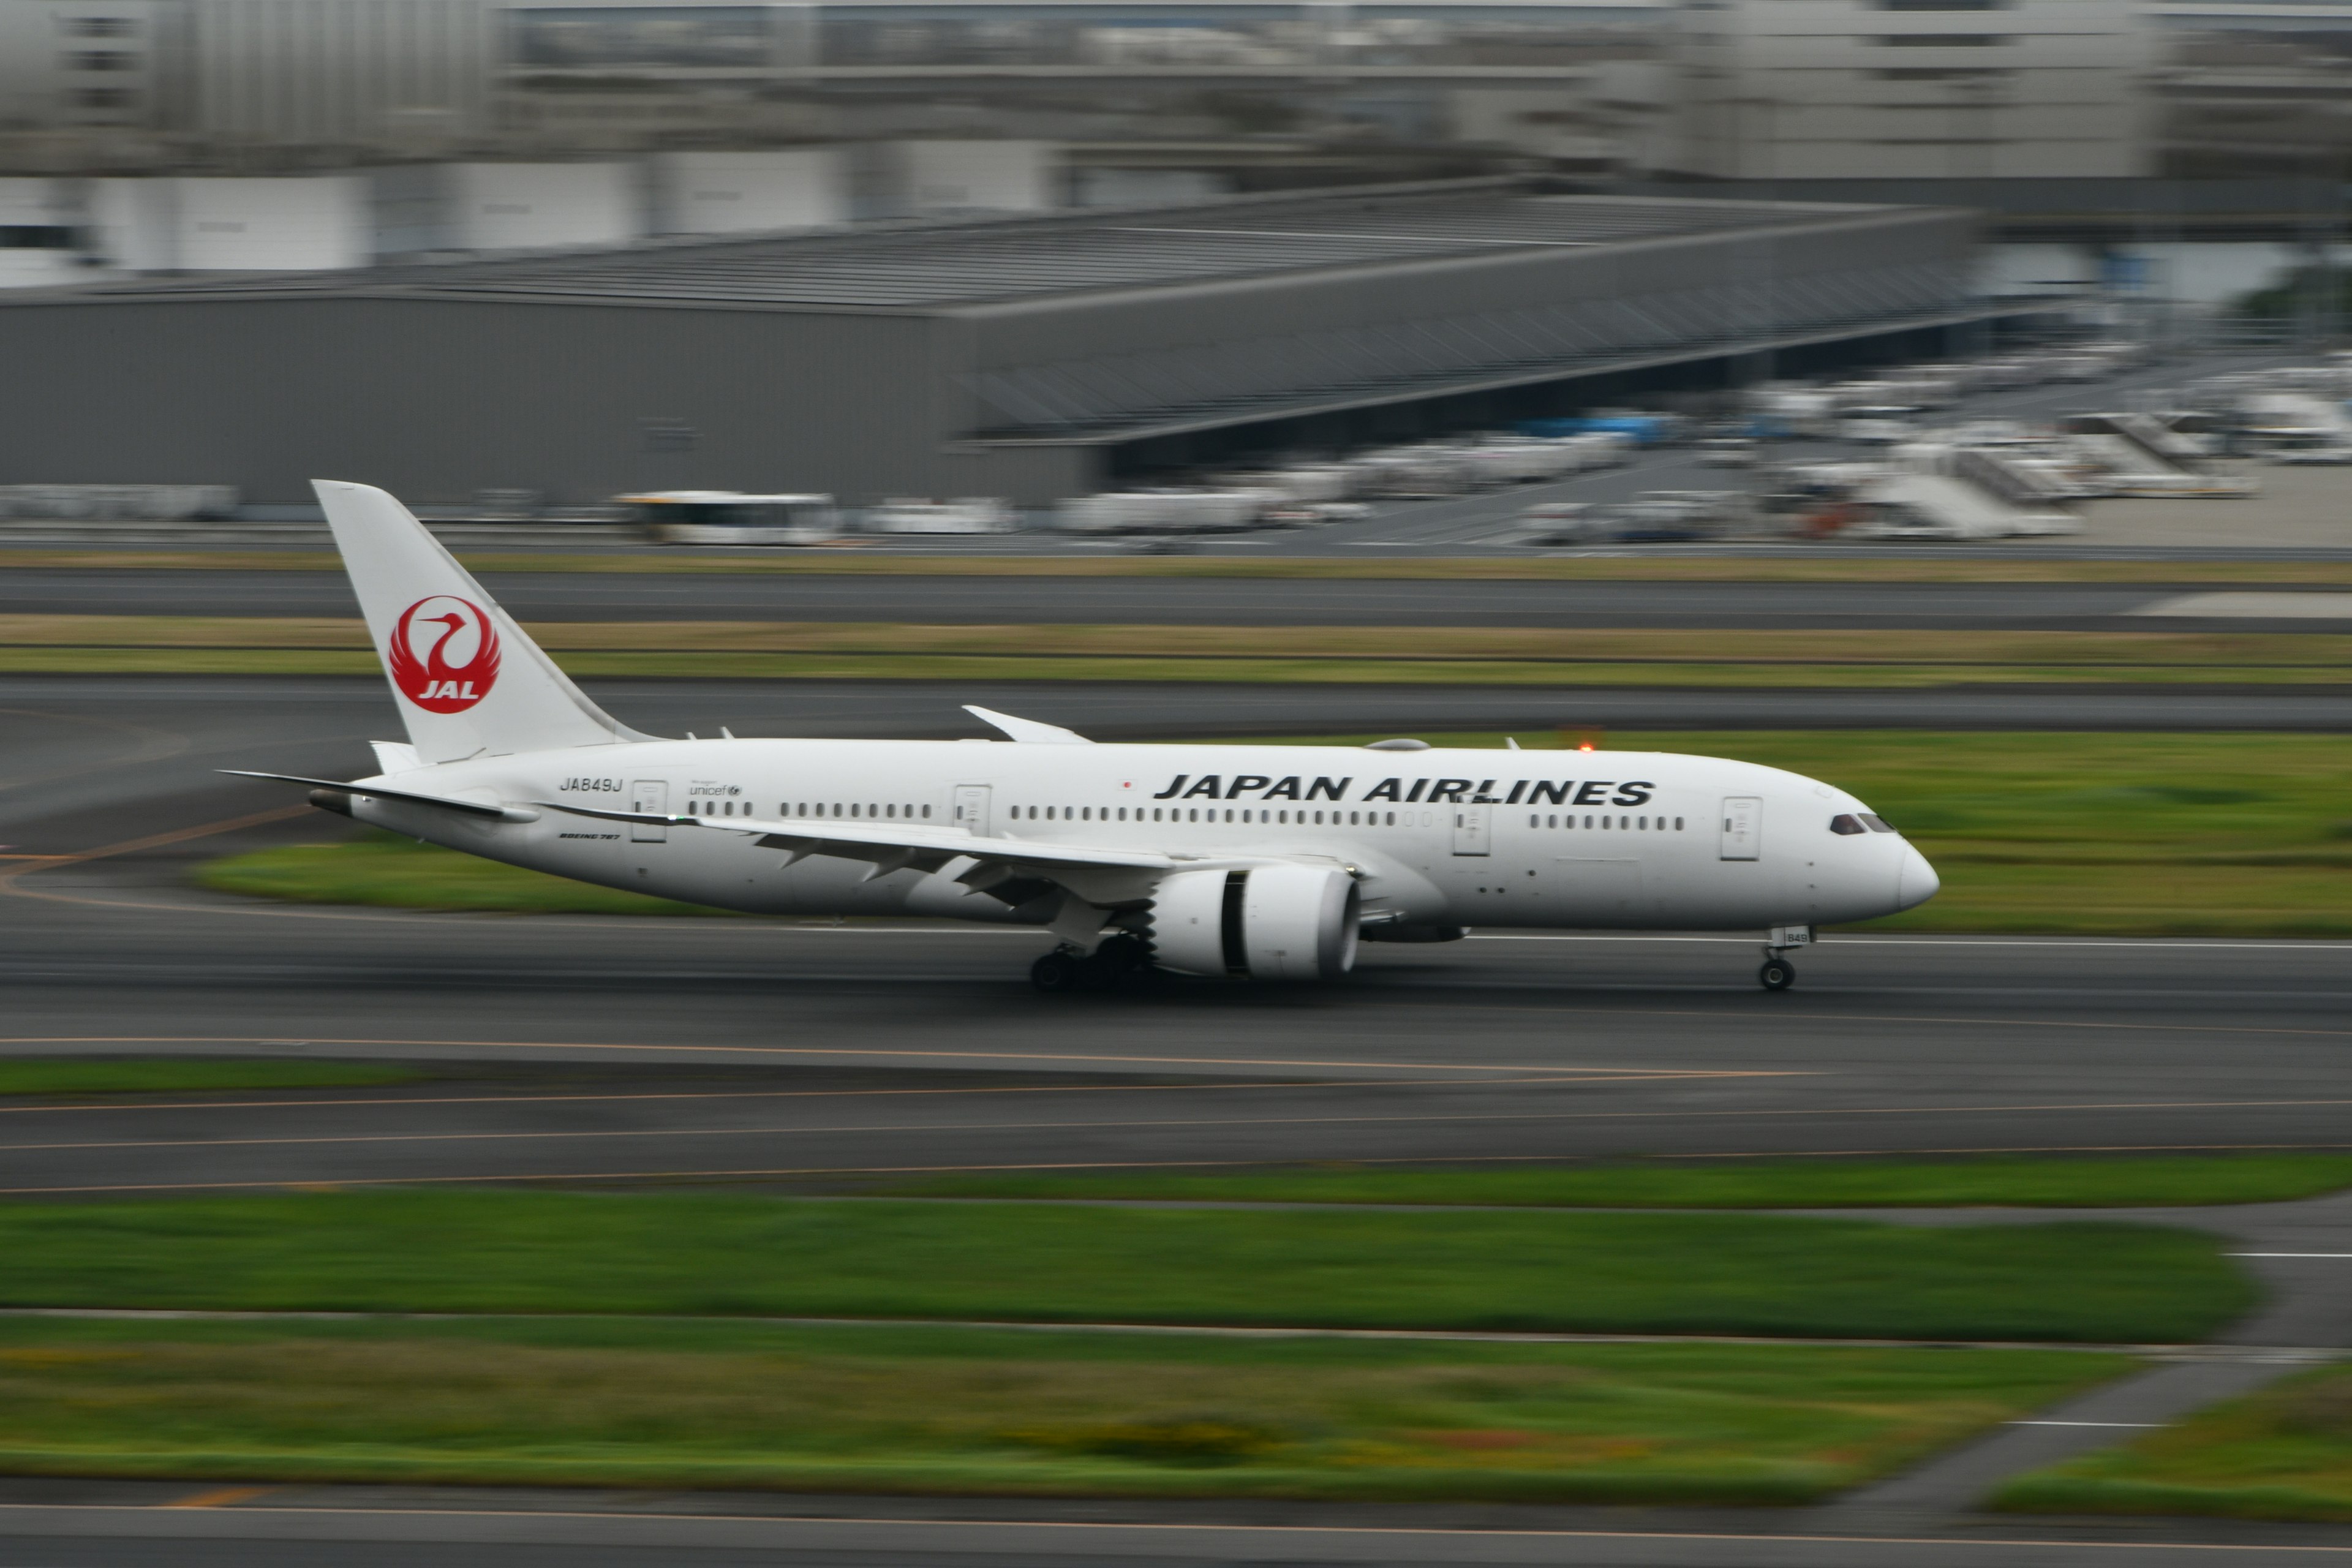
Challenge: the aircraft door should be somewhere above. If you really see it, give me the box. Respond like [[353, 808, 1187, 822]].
[[954, 784, 991, 837], [1719, 796, 1761, 861], [1451, 803, 1490, 856], [629, 779, 669, 843]]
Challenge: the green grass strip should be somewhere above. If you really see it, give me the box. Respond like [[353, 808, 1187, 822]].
[[1996, 1361, 2352, 1521], [0, 1060, 421, 1097], [0, 1191, 2253, 1344], [194, 835, 733, 918], [883, 1154, 2352, 1210], [0, 1316, 2127, 1504]]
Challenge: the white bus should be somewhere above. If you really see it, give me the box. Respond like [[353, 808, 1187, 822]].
[[624, 491, 839, 545]]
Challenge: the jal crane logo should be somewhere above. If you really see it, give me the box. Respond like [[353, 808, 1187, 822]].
[[388, 595, 502, 713]]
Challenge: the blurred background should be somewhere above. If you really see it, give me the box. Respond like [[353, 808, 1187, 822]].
[[1, 0, 2351, 538]]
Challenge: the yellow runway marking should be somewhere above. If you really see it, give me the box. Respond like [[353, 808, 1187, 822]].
[[0, 1035, 1781, 1079], [161, 1486, 272, 1509], [10, 1117, 2352, 1193], [0, 1096, 1849, 1155], [6, 1093, 2348, 1158], [1477, 1003, 2352, 1041], [10, 1500, 2340, 1557], [0, 805, 312, 878], [0, 1071, 1781, 1118]]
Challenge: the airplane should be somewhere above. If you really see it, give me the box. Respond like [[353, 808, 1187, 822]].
[[228, 481, 1939, 993]]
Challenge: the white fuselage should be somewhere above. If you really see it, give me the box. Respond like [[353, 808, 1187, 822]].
[[350, 739, 1939, 933]]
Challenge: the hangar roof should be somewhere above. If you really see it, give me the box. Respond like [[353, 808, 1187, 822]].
[[67, 180, 1891, 314]]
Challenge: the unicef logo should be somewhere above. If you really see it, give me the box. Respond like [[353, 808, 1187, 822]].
[[388, 595, 502, 714]]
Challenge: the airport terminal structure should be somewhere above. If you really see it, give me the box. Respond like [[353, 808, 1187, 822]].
[[0, 177, 1991, 507]]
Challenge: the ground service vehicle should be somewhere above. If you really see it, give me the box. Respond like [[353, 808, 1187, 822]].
[[626, 491, 839, 545]]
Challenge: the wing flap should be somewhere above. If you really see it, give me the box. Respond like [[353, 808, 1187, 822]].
[[534, 799, 1174, 873]]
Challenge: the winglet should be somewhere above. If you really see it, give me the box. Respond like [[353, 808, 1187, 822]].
[[963, 705, 1093, 745]]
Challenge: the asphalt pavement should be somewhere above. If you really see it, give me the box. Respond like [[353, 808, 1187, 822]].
[[5, 676, 2349, 1195], [7, 673, 2352, 1565], [19, 569, 2352, 631]]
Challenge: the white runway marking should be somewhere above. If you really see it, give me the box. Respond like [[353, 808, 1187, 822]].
[[2133, 591, 2352, 618]]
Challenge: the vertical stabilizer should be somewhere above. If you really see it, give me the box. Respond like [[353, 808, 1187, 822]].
[[313, 480, 647, 763]]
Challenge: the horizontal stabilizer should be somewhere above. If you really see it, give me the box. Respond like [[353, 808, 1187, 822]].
[[222, 769, 533, 823]]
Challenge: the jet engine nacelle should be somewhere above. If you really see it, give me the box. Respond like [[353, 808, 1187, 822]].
[[1147, 864, 1360, 981]]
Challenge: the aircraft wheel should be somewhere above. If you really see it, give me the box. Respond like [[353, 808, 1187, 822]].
[[1758, 957, 1795, 992], [1094, 933, 1153, 987], [1030, 951, 1085, 993]]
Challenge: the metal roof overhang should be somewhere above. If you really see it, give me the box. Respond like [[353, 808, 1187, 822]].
[[956, 301, 2046, 450]]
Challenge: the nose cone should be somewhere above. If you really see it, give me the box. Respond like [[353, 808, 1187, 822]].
[[1895, 846, 1940, 911]]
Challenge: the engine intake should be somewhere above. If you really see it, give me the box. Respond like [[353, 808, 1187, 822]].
[[1147, 864, 1359, 981]]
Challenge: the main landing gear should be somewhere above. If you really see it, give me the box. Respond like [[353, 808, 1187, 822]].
[[1030, 933, 1155, 994], [1757, 925, 1814, 992]]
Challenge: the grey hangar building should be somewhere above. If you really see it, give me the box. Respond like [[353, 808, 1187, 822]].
[[2, 178, 2000, 510]]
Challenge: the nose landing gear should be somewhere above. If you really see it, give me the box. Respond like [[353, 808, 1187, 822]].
[[1758, 925, 1813, 992]]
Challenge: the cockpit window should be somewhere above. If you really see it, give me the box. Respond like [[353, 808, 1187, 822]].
[[1829, 813, 1866, 835], [1859, 813, 1896, 833]]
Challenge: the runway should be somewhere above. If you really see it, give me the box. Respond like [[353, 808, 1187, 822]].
[[13, 567, 2352, 631], [6, 789, 2350, 1196], [6, 669, 2350, 1188], [7, 674, 2352, 1565], [10, 1487, 2352, 1568]]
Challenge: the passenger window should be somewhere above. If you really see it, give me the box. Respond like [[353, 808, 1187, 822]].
[[1830, 813, 1866, 835]]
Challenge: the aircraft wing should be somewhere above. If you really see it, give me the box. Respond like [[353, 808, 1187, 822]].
[[962, 705, 1091, 745], [533, 799, 1178, 878]]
